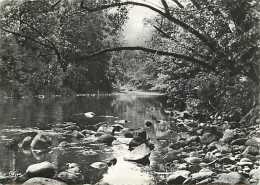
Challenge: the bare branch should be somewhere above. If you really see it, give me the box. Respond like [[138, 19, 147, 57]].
[[76, 46, 216, 71], [161, 0, 170, 15], [172, 0, 184, 8], [80, 0, 218, 52]]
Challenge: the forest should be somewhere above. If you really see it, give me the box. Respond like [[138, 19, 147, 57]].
[[0, 0, 259, 124]]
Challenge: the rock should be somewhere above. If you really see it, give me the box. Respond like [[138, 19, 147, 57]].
[[22, 136, 33, 148], [213, 172, 249, 185], [245, 137, 260, 146], [0, 175, 11, 184], [129, 136, 146, 149], [124, 144, 151, 165], [164, 151, 180, 162], [200, 133, 216, 144], [190, 152, 199, 157], [231, 138, 247, 145], [186, 136, 200, 144], [243, 146, 259, 155], [71, 130, 85, 139], [115, 119, 128, 124], [90, 162, 108, 169], [23, 177, 67, 185], [6, 138, 19, 150], [26, 161, 55, 178], [215, 144, 232, 153], [204, 152, 217, 162], [236, 161, 253, 166], [81, 129, 95, 135], [249, 168, 260, 180], [184, 157, 203, 164], [111, 124, 124, 132], [103, 157, 117, 166], [218, 157, 236, 165], [57, 164, 84, 185], [191, 169, 214, 180], [58, 141, 71, 147], [177, 163, 188, 170], [197, 178, 213, 185], [157, 130, 178, 141], [167, 170, 191, 184], [30, 133, 52, 150], [97, 124, 114, 134], [221, 129, 236, 143], [97, 134, 116, 145], [64, 125, 80, 131], [134, 128, 147, 139], [144, 120, 153, 127]]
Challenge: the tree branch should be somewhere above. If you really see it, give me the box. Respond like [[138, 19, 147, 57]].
[[172, 0, 184, 8], [190, 0, 201, 10], [80, 0, 218, 52], [161, 0, 170, 15], [76, 46, 216, 71]]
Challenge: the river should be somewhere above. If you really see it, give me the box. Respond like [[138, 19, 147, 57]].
[[0, 93, 179, 184]]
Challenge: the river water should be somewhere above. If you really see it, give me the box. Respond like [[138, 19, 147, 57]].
[[0, 93, 179, 184]]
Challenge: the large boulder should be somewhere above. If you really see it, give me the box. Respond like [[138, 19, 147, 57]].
[[30, 133, 52, 150], [200, 133, 217, 144], [167, 170, 191, 184], [134, 128, 147, 139], [96, 134, 116, 145], [26, 161, 55, 178], [23, 177, 67, 185], [124, 144, 151, 165], [213, 172, 249, 185]]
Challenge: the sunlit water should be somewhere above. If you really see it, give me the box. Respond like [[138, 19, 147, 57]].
[[0, 94, 179, 184]]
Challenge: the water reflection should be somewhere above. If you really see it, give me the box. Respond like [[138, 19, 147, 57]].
[[0, 94, 171, 184]]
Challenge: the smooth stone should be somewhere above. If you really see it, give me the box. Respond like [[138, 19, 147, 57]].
[[72, 130, 85, 139], [243, 146, 259, 155], [134, 128, 147, 140], [58, 141, 71, 147], [240, 158, 252, 162], [22, 136, 33, 148], [218, 157, 236, 164], [222, 129, 236, 143], [231, 138, 247, 145], [26, 161, 55, 178], [245, 137, 260, 146], [197, 178, 213, 184], [236, 161, 253, 166], [205, 152, 217, 162], [213, 172, 249, 185], [200, 133, 217, 144], [96, 134, 116, 145], [124, 144, 151, 165], [30, 133, 52, 150], [191, 170, 214, 180], [184, 157, 203, 164], [97, 125, 114, 134], [186, 136, 200, 144], [167, 170, 191, 184], [90, 162, 108, 169], [177, 163, 188, 170], [23, 177, 67, 185], [249, 168, 260, 180], [57, 171, 83, 184]]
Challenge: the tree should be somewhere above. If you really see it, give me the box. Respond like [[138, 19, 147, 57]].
[[78, 0, 259, 123]]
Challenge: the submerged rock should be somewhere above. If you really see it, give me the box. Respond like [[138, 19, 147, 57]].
[[26, 161, 55, 178], [23, 177, 67, 185], [97, 134, 116, 145], [30, 133, 52, 150], [157, 130, 178, 141], [124, 144, 151, 165], [103, 157, 117, 166]]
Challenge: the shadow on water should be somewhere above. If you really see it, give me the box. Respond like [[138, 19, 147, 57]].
[[0, 94, 177, 184]]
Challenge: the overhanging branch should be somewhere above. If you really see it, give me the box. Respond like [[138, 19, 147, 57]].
[[80, 0, 218, 52], [76, 46, 216, 71]]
